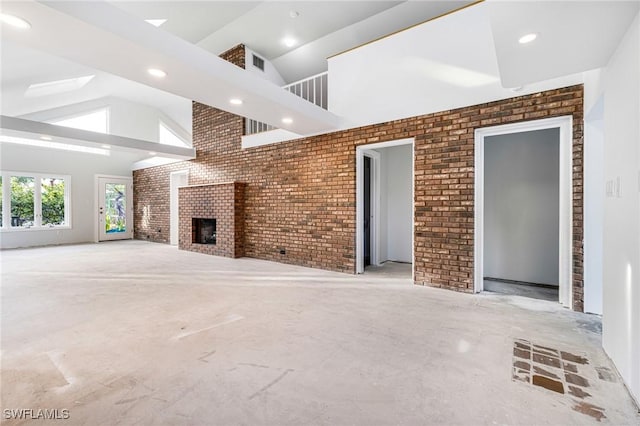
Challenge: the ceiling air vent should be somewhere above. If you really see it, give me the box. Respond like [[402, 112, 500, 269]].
[[252, 54, 265, 71]]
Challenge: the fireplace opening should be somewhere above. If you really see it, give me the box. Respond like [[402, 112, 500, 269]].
[[192, 218, 216, 244]]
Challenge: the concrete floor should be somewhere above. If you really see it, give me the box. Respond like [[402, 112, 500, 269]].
[[484, 279, 559, 302], [1, 241, 638, 425]]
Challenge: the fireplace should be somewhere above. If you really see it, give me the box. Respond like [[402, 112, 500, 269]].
[[179, 182, 244, 258], [192, 218, 216, 245]]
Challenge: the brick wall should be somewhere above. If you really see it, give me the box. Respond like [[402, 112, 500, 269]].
[[133, 44, 585, 311], [178, 182, 245, 258]]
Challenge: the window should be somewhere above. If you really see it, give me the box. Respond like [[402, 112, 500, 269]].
[[50, 108, 109, 133], [159, 121, 188, 147], [1, 172, 70, 230]]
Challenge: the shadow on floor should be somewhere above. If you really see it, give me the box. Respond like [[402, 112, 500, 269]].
[[364, 261, 412, 278], [484, 279, 559, 302]]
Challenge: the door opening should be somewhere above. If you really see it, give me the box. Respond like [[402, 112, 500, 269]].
[[96, 176, 133, 242], [483, 128, 560, 302], [170, 170, 189, 246], [474, 116, 573, 308], [356, 138, 414, 278]]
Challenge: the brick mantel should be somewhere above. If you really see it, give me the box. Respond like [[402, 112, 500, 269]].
[[178, 182, 245, 258]]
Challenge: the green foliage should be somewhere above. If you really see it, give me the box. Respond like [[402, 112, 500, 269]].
[[10, 177, 65, 226], [11, 177, 34, 224], [42, 179, 65, 225]]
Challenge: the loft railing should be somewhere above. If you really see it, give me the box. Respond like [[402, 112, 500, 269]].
[[246, 71, 328, 135], [283, 71, 328, 109]]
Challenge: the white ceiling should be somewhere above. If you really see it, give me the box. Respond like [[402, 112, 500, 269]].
[[488, 0, 640, 88], [0, 41, 193, 131], [0, 0, 637, 145], [0, 0, 472, 133]]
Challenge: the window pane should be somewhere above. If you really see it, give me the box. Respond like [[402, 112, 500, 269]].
[[159, 122, 187, 147], [105, 183, 126, 233], [11, 176, 34, 227], [42, 177, 66, 226], [51, 108, 108, 133]]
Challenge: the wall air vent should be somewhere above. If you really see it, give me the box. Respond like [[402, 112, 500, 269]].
[[252, 54, 265, 71]]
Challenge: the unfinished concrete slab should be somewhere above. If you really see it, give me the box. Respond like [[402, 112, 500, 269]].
[[1, 241, 638, 425]]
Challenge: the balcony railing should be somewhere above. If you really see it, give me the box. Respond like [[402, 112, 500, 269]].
[[246, 71, 328, 135], [283, 71, 328, 110]]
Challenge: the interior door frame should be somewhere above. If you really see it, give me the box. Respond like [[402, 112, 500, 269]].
[[356, 138, 415, 275], [170, 170, 189, 245], [474, 116, 573, 308], [94, 174, 133, 242]]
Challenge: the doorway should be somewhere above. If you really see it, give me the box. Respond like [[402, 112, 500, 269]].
[[170, 170, 189, 246], [474, 116, 573, 308], [356, 138, 414, 276], [96, 176, 133, 241]]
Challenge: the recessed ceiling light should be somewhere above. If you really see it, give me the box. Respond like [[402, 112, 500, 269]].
[[101, 144, 111, 149], [40, 135, 52, 141], [518, 33, 538, 44], [26, 75, 95, 98], [147, 68, 167, 78], [282, 37, 297, 48], [0, 13, 31, 30], [149, 151, 157, 156], [145, 19, 167, 27], [282, 117, 293, 124], [229, 98, 243, 105], [289, 10, 299, 18]]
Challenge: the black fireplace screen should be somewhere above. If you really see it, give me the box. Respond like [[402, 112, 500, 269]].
[[192, 218, 216, 244]]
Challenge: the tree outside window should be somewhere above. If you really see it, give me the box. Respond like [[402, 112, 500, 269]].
[[41, 178, 66, 226], [2, 173, 69, 229], [11, 176, 35, 227]]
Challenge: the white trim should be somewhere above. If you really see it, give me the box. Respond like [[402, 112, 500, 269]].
[[282, 71, 329, 90], [356, 138, 415, 274], [474, 116, 573, 309], [0, 171, 71, 231], [363, 150, 381, 266], [94, 174, 132, 243]]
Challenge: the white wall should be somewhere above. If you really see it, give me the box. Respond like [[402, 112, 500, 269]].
[[584, 97, 605, 315], [327, 2, 583, 128], [601, 11, 640, 405], [377, 150, 388, 263], [484, 129, 560, 285], [386, 145, 412, 262], [375, 144, 412, 263], [245, 47, 286, 86], [0, 143, 131, 249]]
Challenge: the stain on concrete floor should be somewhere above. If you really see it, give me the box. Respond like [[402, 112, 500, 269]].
[[512, 338, 619, 422]]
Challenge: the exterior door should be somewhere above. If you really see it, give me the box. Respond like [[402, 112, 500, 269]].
[[98, 177, 133, 241]]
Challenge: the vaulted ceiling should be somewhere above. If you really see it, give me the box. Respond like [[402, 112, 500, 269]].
[[0, 0, 471, 132], [1, 1, 638, 139]]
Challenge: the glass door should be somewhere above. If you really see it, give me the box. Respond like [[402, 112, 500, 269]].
[[98, 177, 133, 241]]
